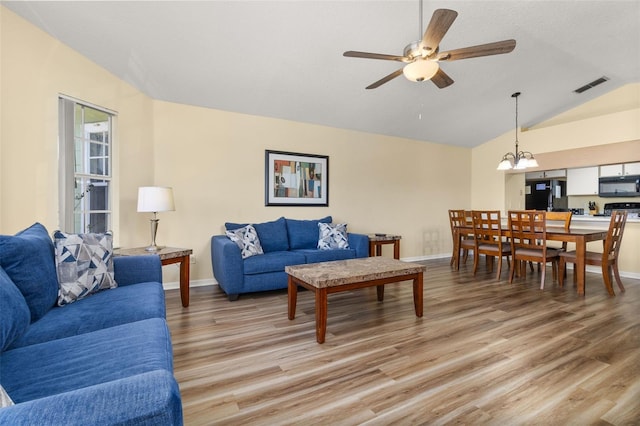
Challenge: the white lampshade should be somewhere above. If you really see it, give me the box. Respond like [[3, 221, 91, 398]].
[[497, 158, 513, 170], [403, 60, 439, 82], [515, 158, 529, 170], [137, 187, 175, 213], [527, 157, 539, 167]]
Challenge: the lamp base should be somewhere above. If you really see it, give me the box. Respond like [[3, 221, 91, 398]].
[[145, 245, 165, 252]]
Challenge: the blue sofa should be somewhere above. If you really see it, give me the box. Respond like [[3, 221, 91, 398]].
[[0, 223, 182, 425], [210, 216, 369, 300]]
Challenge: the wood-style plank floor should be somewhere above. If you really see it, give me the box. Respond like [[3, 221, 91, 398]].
[[165, 258, 640, 425]]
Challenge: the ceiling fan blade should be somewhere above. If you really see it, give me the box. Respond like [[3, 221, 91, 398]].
[[366, 68, 404, 90], [437, 39, 516, 61], [422, 9, 458, 53], [343, 51, 407, 62], [431, 68, 454, 89]]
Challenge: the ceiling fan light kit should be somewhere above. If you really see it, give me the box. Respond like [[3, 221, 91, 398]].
[[403, 60, 439, 82], [343, 3, 516, 90], [496, 92, 539, 171]]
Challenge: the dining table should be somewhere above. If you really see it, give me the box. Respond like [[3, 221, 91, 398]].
[[453, 224, 608, 296]]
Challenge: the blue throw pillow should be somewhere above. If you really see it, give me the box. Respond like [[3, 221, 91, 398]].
[[253, 217, 289, 253], [0, 223, 58, 323], [0, 267, 31, 351], [286, 216, 332, 250], [224, 221, 249, 231]]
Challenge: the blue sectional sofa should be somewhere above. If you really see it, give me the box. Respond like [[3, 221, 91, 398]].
[[210, 216, 369, 300], [0, 223, 182, 425]]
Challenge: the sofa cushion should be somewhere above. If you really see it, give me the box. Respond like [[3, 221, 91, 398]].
[[243, 251, 306, 275], [318, 223, 350, 250], [295, 248, 357, 264], [285, 216, 332, 250], [227, 217, 289, 253], [0, 268, 31, 352], [54, 230, 118, 306], [0, 223, 58, 323], [1, 318, 174, 403], [8, 281, 166, 349], [225, 224, 264, 259]]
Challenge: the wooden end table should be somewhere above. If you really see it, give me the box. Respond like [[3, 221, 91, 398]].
[[114, 247, 193, 307], [286, 257, 425, 343], [368, 234, 401, 259]]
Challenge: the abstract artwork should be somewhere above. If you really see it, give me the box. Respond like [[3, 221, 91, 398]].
[[265, 150, 328, 206]]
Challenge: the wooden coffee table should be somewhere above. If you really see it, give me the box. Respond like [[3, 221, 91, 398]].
[[286, 257, 426, 343]]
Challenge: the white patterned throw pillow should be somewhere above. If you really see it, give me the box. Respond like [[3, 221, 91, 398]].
[[226, 224, 264, 259], [0, 385, 14, 407], [54, 231, 118, 306], [317, 223, 350, 250]]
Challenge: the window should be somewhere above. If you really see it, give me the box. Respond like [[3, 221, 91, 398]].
[[59, 97, 115, 234]]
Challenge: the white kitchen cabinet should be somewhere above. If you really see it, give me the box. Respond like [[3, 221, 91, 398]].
[[544, 169, 566, 178], [567, 167, 598, 195], [624, 162, 640, 175], [525, 171, 544, 180], [600, 164, 623, 177], [600, 162, 640, 177], [524, 169, 566, 180]]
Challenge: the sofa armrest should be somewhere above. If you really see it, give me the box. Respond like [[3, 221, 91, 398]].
[[211, 235, 244, 296], [348, 233, 369, 258], [113, 255, 163, 286], [0, 370, 182, 426]]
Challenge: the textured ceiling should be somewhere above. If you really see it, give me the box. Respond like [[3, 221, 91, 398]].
[[3, 1, 640, 148]]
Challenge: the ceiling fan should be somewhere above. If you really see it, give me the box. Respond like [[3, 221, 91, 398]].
[[343, 3, 516, 89]]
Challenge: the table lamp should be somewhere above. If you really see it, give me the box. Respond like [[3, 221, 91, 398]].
[[137, 186, 175, 251]]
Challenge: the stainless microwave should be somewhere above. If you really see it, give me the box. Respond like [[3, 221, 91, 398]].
[[598, 175, 640, 197]]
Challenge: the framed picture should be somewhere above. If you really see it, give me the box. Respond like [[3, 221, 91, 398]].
[[265, 150, 328, 206]]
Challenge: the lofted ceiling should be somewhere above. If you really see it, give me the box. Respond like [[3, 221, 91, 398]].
[[3, 1, 640, 148]]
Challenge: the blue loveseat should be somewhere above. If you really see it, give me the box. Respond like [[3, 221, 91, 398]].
[[210, 216, 369, 300], [0, 223, 182, 425]]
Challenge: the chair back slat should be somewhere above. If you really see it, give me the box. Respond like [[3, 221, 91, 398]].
[[545, 211, 572, 231], [604, 210, 628, 262], [508, 210, 548, 252], [471, 210, 502, 244]]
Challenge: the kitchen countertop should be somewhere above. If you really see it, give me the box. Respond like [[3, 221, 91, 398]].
[[571, 214, 640, 223]]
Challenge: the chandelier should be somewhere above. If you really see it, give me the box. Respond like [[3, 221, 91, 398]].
[[497, 92, 538, 170]]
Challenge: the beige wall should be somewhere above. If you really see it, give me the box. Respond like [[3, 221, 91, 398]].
[[1, 7, 471, 285], [472, 84, 640, 211], [471, 84, 640, 275], [152, 101, 471, 282], [3, 5, 637, 283], [0, 7, 154, 248]]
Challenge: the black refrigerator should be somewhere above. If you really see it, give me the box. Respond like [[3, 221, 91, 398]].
[[525, 179, 568, 211]]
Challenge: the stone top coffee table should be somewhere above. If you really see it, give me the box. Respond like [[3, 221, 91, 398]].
[[286, 257, 426, 343]]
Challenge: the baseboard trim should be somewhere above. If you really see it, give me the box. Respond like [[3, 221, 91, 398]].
[[162, 253, 639, 290]]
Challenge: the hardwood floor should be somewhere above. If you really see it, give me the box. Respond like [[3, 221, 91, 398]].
[[165, 258, 640, 425]]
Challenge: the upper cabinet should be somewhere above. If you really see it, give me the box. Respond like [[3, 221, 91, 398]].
[[567, 167, 598, 195], [600, 162, 640, 177], [525, 169, 566, 180], [543, 169, 567, 178]]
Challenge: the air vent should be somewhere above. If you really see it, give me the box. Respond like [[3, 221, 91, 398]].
[[574, 76, 609, 94]]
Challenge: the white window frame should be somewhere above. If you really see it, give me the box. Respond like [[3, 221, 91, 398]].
[[58, 96, 118, 236]]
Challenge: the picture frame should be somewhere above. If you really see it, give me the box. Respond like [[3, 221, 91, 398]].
[[265, 150, 329, 206]]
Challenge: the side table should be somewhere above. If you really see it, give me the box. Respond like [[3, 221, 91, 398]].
[[114, 247, 193, 307], [368, 234, 401, 259]]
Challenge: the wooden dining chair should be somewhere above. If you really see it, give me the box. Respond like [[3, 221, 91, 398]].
[[471, 210, 511, 280], [448, 209, 475, 270], [558, 210, 628, 296], [544, 211, 572, 280], [508, 210, 560, 289]]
